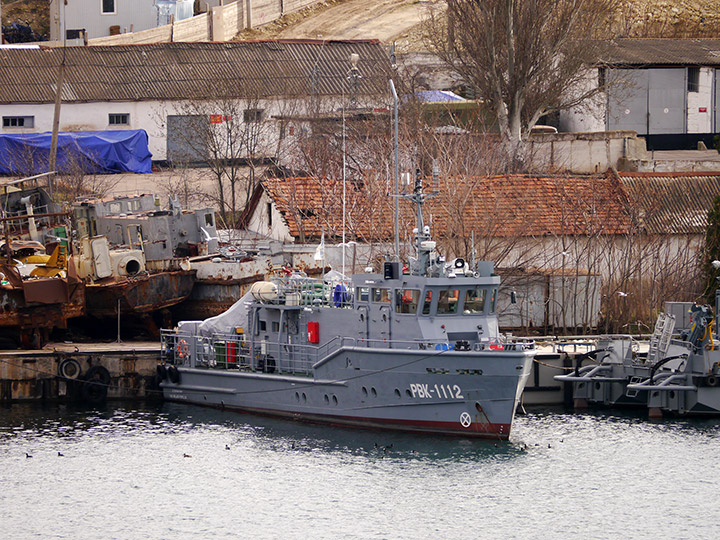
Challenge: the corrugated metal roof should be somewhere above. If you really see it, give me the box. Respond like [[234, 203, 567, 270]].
[[618, 172, 720, 234], [598, 38, 720, 66], [0, 40, 391, 104]]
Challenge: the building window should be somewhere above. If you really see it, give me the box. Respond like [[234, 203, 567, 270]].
[[266, 202, 273, 227], [109, 113, 129, 125], [243, 109, 264, 122], [688, 67, 700, 93], [597, 67, 606, 89], [2, 116, 34, 128], [101, 0, 116, 14]]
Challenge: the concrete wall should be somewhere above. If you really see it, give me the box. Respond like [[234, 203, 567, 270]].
[[50, 0, 323, 44], [525, 131, 647, 174]]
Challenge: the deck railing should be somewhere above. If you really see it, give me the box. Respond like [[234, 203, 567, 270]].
[[160, 330, 536, 375]]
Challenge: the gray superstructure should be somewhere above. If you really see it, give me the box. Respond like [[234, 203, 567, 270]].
[[158, 178, 536, 438], [556, 292, 720, 415]]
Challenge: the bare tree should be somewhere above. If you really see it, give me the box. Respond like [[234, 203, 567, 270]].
[[425, 0, 617, 158], [162, 79, 274, 229]]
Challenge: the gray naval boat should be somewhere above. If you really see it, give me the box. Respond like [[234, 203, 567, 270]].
[[556, 293, 720, 416], [157, 179, 536, 438]]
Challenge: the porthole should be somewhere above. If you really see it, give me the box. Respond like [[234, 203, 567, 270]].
[[302, 392, 307, 402], [371, 387, 377, 397], [332, 395, 338, 405], [406, 389, 412, 398], [394, 388, 401, 398], [594, 382, 601, 390], [324, 394, 330, 404], [669, 390, 675, 399], [362, 386, 368, 396], [295, 392, 300, 402]]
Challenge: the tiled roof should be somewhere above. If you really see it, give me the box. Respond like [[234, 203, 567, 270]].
[[0, 40, 391, 104], [617, 171, 720, 234], [597, 38, 720, 66], [263, 174, 633, 242]]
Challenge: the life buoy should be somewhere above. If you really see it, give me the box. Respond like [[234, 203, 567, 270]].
[[156, 364, 168, 381], [58, 358, 82, 380], [81, 365, 111, 405], [167, 365, 181, 384]]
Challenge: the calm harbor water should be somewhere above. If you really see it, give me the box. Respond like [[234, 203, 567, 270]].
[[2, 401, 718, 540]]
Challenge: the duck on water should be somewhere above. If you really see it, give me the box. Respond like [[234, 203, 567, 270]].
[[157, 175, 536, 439]]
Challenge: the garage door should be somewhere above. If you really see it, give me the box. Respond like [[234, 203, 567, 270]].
[[648, 69, 686, 134], [607, 68, 686, 135], [607, 69, 649, 134], [166, 115, 208, 163]]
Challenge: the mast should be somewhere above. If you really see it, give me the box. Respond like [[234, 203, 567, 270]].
[[403, 168, 435, 277]]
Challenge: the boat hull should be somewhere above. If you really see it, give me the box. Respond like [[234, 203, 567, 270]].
[[161, 347, 534, 439], [86, 270, 196, 317]]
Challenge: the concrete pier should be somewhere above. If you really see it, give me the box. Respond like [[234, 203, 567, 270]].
[[0, 341, 161, 404]]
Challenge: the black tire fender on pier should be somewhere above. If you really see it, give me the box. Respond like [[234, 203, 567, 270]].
[[156, 364, 168, 381], [167, 365, 181, 384], [81, 365, 112, 405], [707, 375, 718, 387], [58, 358, 82, 380]]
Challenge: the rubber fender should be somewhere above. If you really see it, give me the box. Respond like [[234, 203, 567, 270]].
[[156, 364, 168, 381], [707, 375, 718, 387], [167, 365, 181, 384], [81, 365, 111, 405], [58, 358, 82, 380]]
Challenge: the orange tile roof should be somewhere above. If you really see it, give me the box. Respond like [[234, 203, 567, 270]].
[[263, 173, 632, 242]]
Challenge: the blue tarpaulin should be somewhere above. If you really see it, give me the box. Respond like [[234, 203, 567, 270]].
[[0, 130, 153, 174]]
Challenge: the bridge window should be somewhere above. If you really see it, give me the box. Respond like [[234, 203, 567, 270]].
[[356, 287, 370, 302], [396, 289, 420, 314], [489, 288, 497, 313], [437, 289, 460, 315], [422, 290, 433, 315], [372, 288, 391, 303], [464, 288, 486, 314]]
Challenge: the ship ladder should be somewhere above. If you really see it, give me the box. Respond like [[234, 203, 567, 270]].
[[647, 312, 676, 365]]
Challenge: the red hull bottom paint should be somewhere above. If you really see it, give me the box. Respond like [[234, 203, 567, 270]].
[[167, 399, 512, 440]]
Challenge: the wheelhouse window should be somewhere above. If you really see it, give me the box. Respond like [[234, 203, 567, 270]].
[[372, 288, 391, 303], [437, 289, 460, 315], [101, 0, 116, 14], [2, 116, 34, 128], [356, 287, 370, 302], [396, 289, 420, 314], [422, 290, 433, 315], [489, 288, 497, 313], [109, 113, 129, 125], [464, 288, 486, 314]]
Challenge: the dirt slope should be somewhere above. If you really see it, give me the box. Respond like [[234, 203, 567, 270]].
[[238, 0, 440, 48]]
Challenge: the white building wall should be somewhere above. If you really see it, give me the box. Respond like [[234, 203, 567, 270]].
[[246, 190, 295, 243], [51, 0, 162, 40], [687, 67, 713, 133], [0, 96, 316, 162], [559, 68, 607, 133]]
